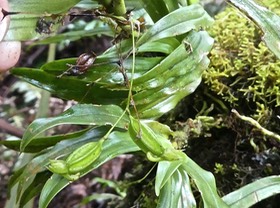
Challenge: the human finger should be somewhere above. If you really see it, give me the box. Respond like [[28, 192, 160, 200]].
[[0, 0, 21, 72]]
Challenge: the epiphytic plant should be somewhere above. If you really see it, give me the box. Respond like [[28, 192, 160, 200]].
[[1, 0, 280, 207]]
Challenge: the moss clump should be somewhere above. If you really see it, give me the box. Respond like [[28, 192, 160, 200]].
[[204, 5, 280, 121]]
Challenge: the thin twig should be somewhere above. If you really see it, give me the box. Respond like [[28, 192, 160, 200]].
[[0, 119, 24, 138]]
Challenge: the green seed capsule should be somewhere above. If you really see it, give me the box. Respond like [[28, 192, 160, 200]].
[[48, 160, 68, 174], [129, 116, 165, 157], [66, 139, 104, 174]]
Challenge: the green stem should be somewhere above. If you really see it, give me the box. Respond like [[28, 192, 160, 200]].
[[112, 0, 126, 16], [102, 17, 138, 140], [126, 20, 136, 109], [36, 44, 56, 120], [101, 18, 136, 140], [98, 0, 126, 16], [36, 90, 50, 119]]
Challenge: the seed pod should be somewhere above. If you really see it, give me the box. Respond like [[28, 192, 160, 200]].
[[74, 52, 96, 74], [66, 139, 104, 174], [48, 159, 68, 174], [129, 116, 165, 157]]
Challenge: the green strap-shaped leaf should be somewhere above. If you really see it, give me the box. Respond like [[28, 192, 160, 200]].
[[41, 56, 162, 86], [137, 37, 181, 54], [134, 31, 213, 87], [0, 128, 89, 153], [11, 56, 162, 102], [137, 4, 214, 46], [156, 163, 196, 208], [20, 104, 128, 151], [19, 171, 52, 208], [9, 0, 80, 13], [5, 0, 81, 41], [11, 67, 129, 103], [7, 165, 26, 198], [182, 156, 229, 208], [227, 0, 280, 59], [222, 175, 280, 207], [39, 174, 69, 208], [38, 130, 140, 208], [140, 0, 169, 22], [178, 167, 196, 207], [157, 170, 182, 208], [155, 161, 183, 196], [130, 31, 213, 118]]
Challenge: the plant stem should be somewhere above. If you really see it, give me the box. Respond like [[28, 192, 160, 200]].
[[36, 43, 56, 119], [112, 0, 126, 16], [98, 0, 126, 16], [102, 17, 137, 140], [232, 109, 280, 142], [126, 20, 136, 110]]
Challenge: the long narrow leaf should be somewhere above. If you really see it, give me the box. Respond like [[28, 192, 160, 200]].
[[178, 167, 196, 207], [6, 0, 81, 41], [131, 31, 214, 118], [140, 0, 169, 22], [155, 161, 182, 196], [137, 4, 214, 46], [222, 175, 280, 207], [9, 0, 80, 13], [227, 0, 280, 59], [157, 164, 196, 208], [182, 156, 229, 208], [157, 176, 172, 208], [20, 104, 128, 151], [0, 128, 89, 153], [39, 174, 69, 208], [19, 171, 52, 208], [11, 67, 128, 104], [157, 170, 182, 208]]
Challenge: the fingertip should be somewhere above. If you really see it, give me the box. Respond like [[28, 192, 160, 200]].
[[0, 41, 21, 72]]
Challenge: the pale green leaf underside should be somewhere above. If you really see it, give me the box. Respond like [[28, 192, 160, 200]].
[[228, 0, 280, 59], [182, 157, 229, 208], [5, 0, 81, 40], [222, 175, 280, 208]]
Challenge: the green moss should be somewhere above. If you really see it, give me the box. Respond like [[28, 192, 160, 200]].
[[204, 4, 280, 120]]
